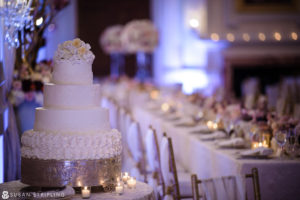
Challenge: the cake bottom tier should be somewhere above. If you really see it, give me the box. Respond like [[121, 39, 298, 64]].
[[21, 129, 122, 160], [21, 156, 121, 188]]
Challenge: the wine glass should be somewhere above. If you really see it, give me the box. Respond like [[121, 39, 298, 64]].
[[294, 125, 300, 156], [223, 119, 235, 137], [274, 129, 287, 159], [191, 111, 203, 124], [287, 128, 297, 159]]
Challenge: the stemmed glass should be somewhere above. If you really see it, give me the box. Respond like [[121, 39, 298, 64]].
[[274, 129, 288, 159], [191, 111, 203, 124], [223, 119, 235, 137], [287, 128, 297, 159]]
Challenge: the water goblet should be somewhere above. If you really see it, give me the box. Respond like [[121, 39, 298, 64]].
[[287, 128, 297, 159], [274, 129, 287, 159]]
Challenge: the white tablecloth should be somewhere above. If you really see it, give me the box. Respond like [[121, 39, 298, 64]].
[[132, 106, 300, 200]]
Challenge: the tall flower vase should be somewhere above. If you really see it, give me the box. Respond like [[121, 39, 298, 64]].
[[136, 52, 151, 83], [110, 53, 125, 78]]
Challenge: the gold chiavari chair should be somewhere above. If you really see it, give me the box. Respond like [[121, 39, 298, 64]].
[[145, 125, 165, 200], [191, 168, 261, 200], [160, 134, 193, 200], [127, 120, 147, 182]]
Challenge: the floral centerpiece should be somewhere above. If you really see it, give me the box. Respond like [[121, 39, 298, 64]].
[[120, 20, 158, 53], [100, 25, 124, 54], [121, 19, 158, 82], [100, 25, 125, 77], [9, 60, 52, 106]]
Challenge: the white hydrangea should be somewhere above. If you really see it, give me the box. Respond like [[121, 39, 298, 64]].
[[54, 38, 95, 65]]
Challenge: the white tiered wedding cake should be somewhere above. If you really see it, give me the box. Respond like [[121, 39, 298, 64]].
[[21, 39, 122, 189]]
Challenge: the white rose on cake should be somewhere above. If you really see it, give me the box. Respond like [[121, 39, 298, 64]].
[[54, 38, 95, 65]]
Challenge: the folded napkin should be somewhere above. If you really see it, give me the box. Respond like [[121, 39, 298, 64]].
[[200, 131, 227, 141], [217, 138, 245, 148], [240, 147, 273, 157], [189, 125, 212, 134], [174, 117, 196, 127], [146, 102, 160, 110]]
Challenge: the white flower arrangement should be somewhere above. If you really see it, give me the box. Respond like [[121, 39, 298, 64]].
[[9, 61, 52, 106], [54, 38, 95, 65], [100, 25, 124, 54], [120, 19, 158, 53]]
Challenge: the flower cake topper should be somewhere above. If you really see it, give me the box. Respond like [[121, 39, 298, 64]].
[[54, 38, 95, 65], [100, 25, 124, 54]]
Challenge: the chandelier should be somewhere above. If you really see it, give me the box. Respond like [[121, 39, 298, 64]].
[[0, 0, 34, 48]]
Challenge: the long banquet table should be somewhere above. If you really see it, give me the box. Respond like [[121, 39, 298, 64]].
[[132, 104, 300, 200]]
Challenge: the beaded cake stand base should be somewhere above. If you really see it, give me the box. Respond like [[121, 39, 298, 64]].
[[21, 155, 121, 191]]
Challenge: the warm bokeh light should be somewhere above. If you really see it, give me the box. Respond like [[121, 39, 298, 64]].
[[211, 33, 219, 42], [291, 32, 298, 40], [274, 32, 281, 41], [242, 33, 250, 42], [189, 18, 199, 28], [161, 103, 170, 112], [36, 17, 43, 26], [258, 33, 266, 41], [150, 90, 159, 100], [226, 33, 235, 42]]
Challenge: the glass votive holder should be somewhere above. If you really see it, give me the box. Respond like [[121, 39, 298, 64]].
[[81, 186, 91, 199], [127, 177, 137, 189], [115, 181, 124, 195], [122, 172, 130, 184]]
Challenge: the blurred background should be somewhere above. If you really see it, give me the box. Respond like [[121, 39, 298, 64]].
[[38, 0, 300, 95]]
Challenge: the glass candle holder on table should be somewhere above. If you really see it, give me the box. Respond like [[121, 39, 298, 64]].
[[251, 122, 271, 149], [127, 177, 137, 189], [115, 181, 124, 195], [122, 172, 130, 184], [81, 186, 91, 199]]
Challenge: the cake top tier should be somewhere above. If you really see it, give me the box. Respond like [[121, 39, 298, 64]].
[[54, 38, 95, 65]]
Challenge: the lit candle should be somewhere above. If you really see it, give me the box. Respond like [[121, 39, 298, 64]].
[[161, 103, 170, 112], [207, 121, 218, 131], [252, 141, 268, 149], [150, 90, 159, 100], [207, 121, 214, 130], [213, 123, 218, 130], [127, 177, 136, 189], [253, 143, 258, 149], [262, 140, 268, 148], [77, 180, 82, 187], [122, 172, 129, 183], [81, 186, 91, 199], [115, 182, 124, 195]]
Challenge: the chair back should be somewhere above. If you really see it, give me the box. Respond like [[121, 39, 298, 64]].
[[191, 174, 201, 200], [127, 121, 144, 162], [108, 99, 118, 129], [145, 126, 165, 199], [118, 107, 126, 132], [145, 126, 160, 172], [245, 168, 261, 200], [191, 168, 261, 200], [160, 136, 180, 199], [127, 120, 147, 181]]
